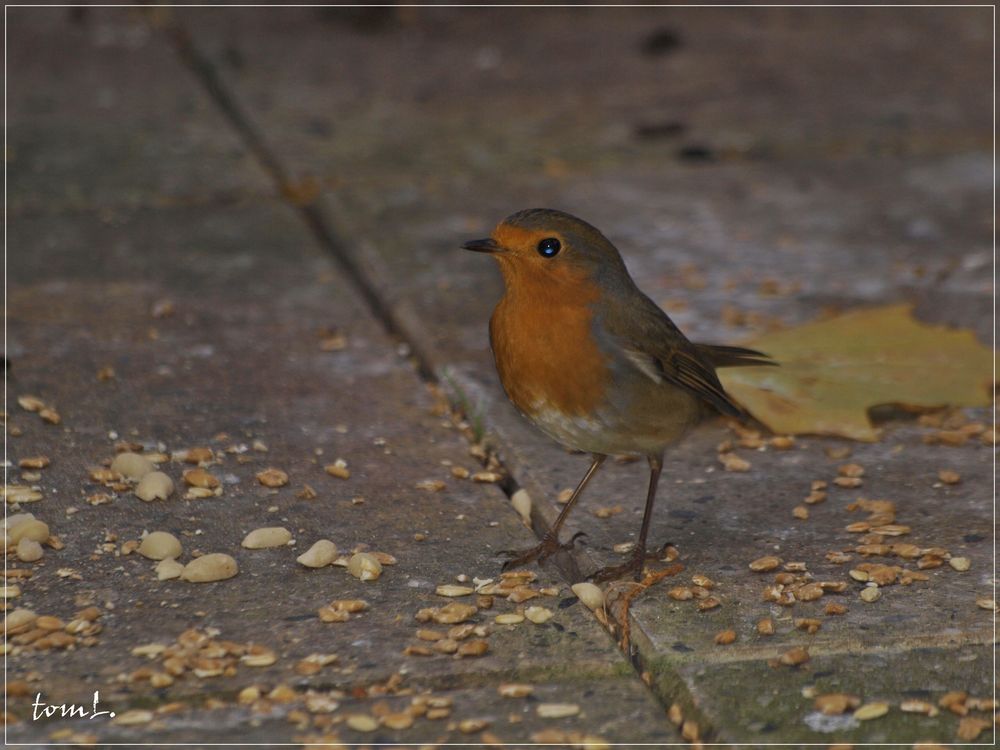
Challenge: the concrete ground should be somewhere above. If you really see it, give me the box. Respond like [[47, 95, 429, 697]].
[[5, 5, 994, 747]]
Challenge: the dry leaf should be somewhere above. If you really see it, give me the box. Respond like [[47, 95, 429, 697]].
[[719, 305, 994, 441]]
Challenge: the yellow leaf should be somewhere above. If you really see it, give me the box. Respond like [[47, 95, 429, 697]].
[[719, 304, 995, 441]]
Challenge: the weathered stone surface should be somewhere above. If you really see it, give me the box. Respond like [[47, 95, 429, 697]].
[[5, 9, 674, 743], [7, 5, 993, 745], [172, 6, 994, 744]]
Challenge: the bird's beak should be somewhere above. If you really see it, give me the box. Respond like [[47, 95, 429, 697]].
[[462, 237, 504, 254]]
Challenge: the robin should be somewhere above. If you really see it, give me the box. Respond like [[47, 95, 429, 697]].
[[463, 208, 773, 581]]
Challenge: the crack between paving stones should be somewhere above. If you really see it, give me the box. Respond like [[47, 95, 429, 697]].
[[158, 9, 701, 737]]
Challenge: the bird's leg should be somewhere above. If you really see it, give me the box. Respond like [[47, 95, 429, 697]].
[[590, 453, 664, 582], [500, 454, 606, 571]]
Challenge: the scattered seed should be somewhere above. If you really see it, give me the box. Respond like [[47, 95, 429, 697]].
[[495, 613, 524, 625], [347, 552, 382, 581], [183, 468, 219, 489], [792, 505, 809, 520], [456, 639, 488, 657], [860, 586, 881, 603], [436, 584, 474, 597], [778, 646, 809, 666], [382, 713, 414, 730], [242, 527, 292, 549], [795, 618, 822, 634], [156, 558, 184, 581], [459, 718, 490, 733], [815, 693, 861, 715], [537, 703, 580, 719], [9, 519, 49, 544], [139, 531, 183, 560], [714, 629, 736, 645], [853, 702, 889, 720], [948, 557, 970, 572], [113, 709, 153, 726], [297, 539, 338, 568], [975, 597, 996, 610], [668, 586, 694, 601], [324, 459, 350, 479], [17, 395, 45, 412], [111, 452, 155, 481], [524, 606, 553, 624], [256, 468, 288, 488], [937, 469, 961, 485], [834, 477, 862, 488], [900, 699, 938, 716], [697, 597, 720, 611], [749, 556, 781, 572], [499, 683, 534, 698], [571, 582, 604, 610], [134, 471, 174, 502], [667, 703, 683, 726], [39, 407, 61, 425], [241, 649, 277, 667], [510, 489, 532, 523], [956, 716, 991, 741], [18, 456, 50, 470], [719, 453, 750, 472], [681, 719, 700, 742], [181, 553, 238, 582], [756, 618, 775, 635], [797, 583, 824, 601], [431, 603, 477, 624], [346, 714, 378, 732], [416, 479, 447, 492], [16, 538, 43, 563], [824, 602, 848, 616], [472, 471, 502, 483]]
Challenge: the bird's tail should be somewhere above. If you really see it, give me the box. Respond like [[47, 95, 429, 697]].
[[696, 344, 776, 369]]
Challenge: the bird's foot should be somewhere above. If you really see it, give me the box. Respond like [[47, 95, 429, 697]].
[[588, 546, 649, 583], [588, 541, 676, 582], [500, 531, 586, 572]]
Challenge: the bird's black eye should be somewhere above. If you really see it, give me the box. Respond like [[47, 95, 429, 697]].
[[537, 237, 561, 258]]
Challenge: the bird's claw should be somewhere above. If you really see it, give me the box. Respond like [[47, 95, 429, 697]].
[[499, 531, 586, 572], [588, 546, 648, 582]]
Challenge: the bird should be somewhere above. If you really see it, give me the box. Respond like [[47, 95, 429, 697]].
[[463, 208, 774, 581]]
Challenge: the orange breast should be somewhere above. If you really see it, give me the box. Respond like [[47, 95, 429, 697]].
[[489, 263, 608, 419]]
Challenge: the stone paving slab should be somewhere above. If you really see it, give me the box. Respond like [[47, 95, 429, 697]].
[[7, 6, 271, 216], [5, 8, 678, 744], [6, 198, 676, 745], [171, 5, 997, 745]]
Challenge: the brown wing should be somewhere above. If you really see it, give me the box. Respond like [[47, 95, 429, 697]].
[[604, 290, 758, 418]]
